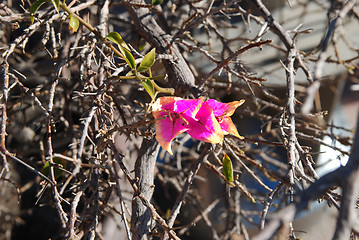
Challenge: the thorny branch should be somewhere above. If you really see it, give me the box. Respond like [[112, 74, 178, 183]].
[[166, 145, 210, 232], [301, 0, 356, 115], [285, 47, 298, 198], [253, 114, 359, 240], [110, 142, 179, 240]]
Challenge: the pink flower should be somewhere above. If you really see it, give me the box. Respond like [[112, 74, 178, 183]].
[[152, 97, 244, 154], [152, 97, 204, 154], [204, 99, 245, 139], [185, 102, 224, 144]]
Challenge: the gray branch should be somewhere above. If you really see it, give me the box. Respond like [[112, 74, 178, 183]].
[[124, 1, 199, 96], [253, 113, 359, 240], [130, 137, 159, 240]]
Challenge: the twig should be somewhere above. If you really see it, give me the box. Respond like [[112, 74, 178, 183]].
[[67, 183, 86, 239], [166, 145, 210, 230], [47, 71, 68, 227], [249, 0, 313, 83], [259, 183, 283, 230], [110, 142, 180, 240], [112, 168, 132, 240], [301, 0, 356, 115], [249, 0, 293, 50], [177, 198, 221, 236], [174, 0, 238, 38], [4, 150, 54, 185], [200, 40, 272, 86], [285, 47, 298, 194], [225, 140, 273, 192], [253, 113, 359, 240], [0, 62, 10, 173]]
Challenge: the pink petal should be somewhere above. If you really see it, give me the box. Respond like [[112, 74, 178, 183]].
[[174, 97, 204, 118], [205, 99, 245, 118], [152, 97, 204, 154], [220, 116, 244, 139], [186, 104, 223, 144], [152, 96, 182, 112], [154, 112, 189, 155]]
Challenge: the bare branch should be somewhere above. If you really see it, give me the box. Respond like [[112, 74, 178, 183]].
[[301, 0, 356, 115]]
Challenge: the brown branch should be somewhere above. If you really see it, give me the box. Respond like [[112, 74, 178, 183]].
[[301, 0, 356, 115], [112, 168, 132, 240], [200, 40, 272, 86], [259, 183, 284, 230], [253, 113, 359, 240], [110, 142, 180, 240], [0, 62, 9, 174], [124, 0, 199, 96], [67, 182, 87, 239], [47, 74, 68, 228], [249, 0, 293, 50], [177, 198, 221, 236], [166, 145, 210, 231], [225, 140, 273, 192], [285, 47, 298, 192], [332, 113, 359, 239], [131, 137, 159, 240], [249, 0, 313, 84]]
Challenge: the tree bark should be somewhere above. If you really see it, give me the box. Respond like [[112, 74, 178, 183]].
[[130, 137, 159, 240], [125, 1, 200, 96]]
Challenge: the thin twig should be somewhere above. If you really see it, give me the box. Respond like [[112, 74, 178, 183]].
[[301, 0, 356, 115], [166, 145, 210, 229], [110, 142, 180, 240], [285, 47, 297, 194], [200, 40, 272, 86], [0, 62, 10, 173]]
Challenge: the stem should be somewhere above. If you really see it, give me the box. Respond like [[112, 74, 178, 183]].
[[152, 81, 175, 95], [59, 2, 124, 59], [60, 2, 175, 98]]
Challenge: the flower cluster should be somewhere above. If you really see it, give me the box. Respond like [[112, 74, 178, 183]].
[[152, 97, 245, 154]]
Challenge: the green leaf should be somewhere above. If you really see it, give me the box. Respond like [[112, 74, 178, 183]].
[[120, 46, 136, 69], [106, 32, 129, 50], [126, 71, 134, 76], [141, 79, 155, 99], [68, 14, 79, 33], [137, 48, 156, 72], [106, 32, 135, 69], [29, 0, 48, 24], [138, 43, 146, 51], [50, 0, 60, 12], [152, 0, 163, 5], [41, 157, 66, 179], [222, 153, 234, 183]]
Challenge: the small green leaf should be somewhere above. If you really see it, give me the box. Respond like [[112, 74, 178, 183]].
[[126, 71, 134, 76], [29, 0, 48, 24], [138, 43, 146, 51], [41, 157, 66, 179], [152, 0, 163, 5], [120, 46, 136, 69], [50, 0, 60, 12], [137, 48, 156, 72], [106, 32, 129, 50], [68, 15, 79, 33], [141, 79, 155, 99], [222, 153, 234, 183], [106, 32, 135, 69]]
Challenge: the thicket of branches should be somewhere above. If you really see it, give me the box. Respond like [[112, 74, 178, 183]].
[[1, 0, 359, 239]]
